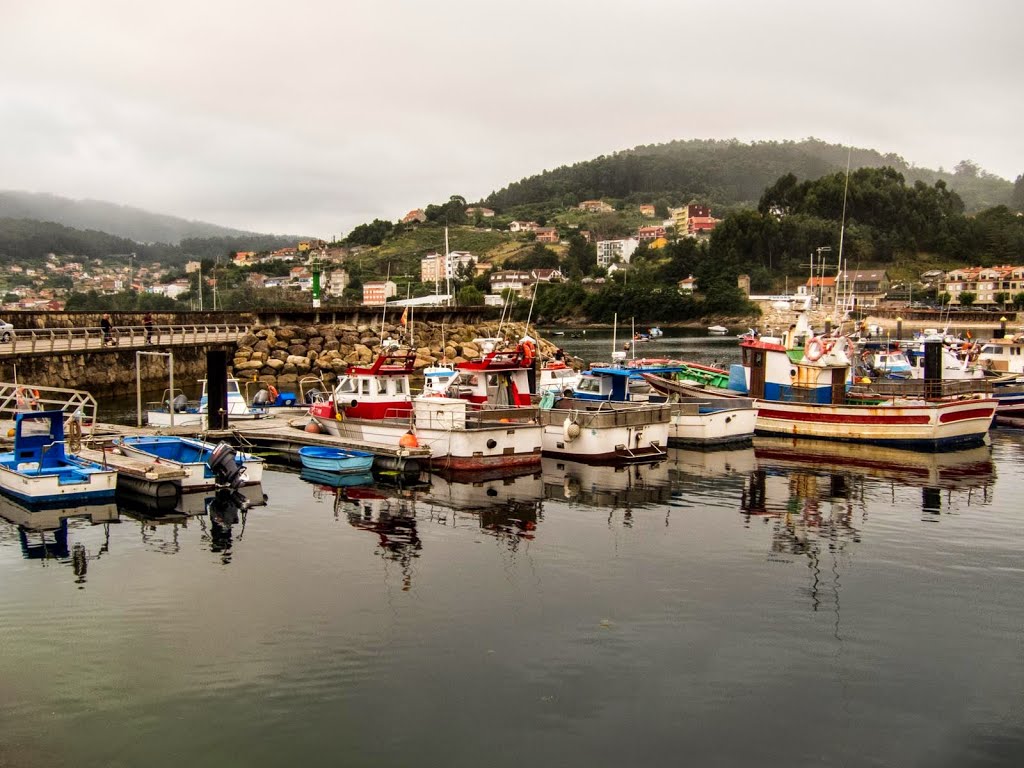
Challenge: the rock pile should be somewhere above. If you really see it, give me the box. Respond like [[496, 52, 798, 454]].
[[230, 321, 559, 393]]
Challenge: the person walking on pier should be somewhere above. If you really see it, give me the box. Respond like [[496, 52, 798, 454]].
[[144, 312, 154, 344], [101, 313, 114, 346]]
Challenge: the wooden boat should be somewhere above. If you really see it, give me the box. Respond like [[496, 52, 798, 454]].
[[677, 334, 997, 450], [298, 446, 375, 473], [114, 435, 265, 491], [0, 410, 117, 505]]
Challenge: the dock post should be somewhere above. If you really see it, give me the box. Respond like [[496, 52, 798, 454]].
[[207, 350, 229, 430]]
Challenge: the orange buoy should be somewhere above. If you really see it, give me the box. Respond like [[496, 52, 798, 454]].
[[304, 421, 322, 434], [399, 430, 419, 448]]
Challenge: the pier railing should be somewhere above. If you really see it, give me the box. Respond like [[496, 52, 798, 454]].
[[0, 323, 250, 358], [0, 382, 100, 438]]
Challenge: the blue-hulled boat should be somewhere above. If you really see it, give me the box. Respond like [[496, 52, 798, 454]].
[[115, 435, 264, 491], [299, 468, 375, 488], [298, 446, 375, 474], [0, 410, 117, 505]]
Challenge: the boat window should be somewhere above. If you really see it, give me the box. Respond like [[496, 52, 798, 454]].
[[577, 378, 600, 393], [337, 378, 357, 394], [360, 379, 372, 395], [227, 380, 240, 394], [394, 378, 407, 395]]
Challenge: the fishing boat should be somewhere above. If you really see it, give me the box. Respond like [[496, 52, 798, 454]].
[[298, 446, 375, 474], [648, 327, 664, 338], [537, 359, 580, 397], [114, 435, 265, 491], [436, 349, 670, 463], [571, 364, 756, 448], [145, 377, 270, 427], [978, 332, 1024, 375], [686, 333, 997, 450], [707, 325, 729, 335], [0, 410, 117, 505], [311, 346, 542, 472], [330, 347, 417, 418]]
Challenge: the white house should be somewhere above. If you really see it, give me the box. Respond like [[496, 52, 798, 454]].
[[596, 238, 639, 268]]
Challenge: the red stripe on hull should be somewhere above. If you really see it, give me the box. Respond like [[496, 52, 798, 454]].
[[757, 408, 931, 425], [938, 407, 997, 423]]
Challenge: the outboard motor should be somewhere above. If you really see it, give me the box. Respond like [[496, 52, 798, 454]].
[[172, 393, 189, 412], [305, 388, 322, 405], [252, 388, 270, 406], [207, 442, 247, 490]]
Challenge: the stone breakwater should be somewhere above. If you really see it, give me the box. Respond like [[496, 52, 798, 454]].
[[231, 321, 558, 392]]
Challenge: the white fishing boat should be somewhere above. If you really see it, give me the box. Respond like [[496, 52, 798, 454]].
[[145, 377, 270, 427], [308, 396, 543, 472], [708, 325, 729, 335], [0, 410, 117, 505], [434, 348, 669, 463]]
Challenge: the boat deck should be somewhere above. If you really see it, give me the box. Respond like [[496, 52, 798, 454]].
[[76, 445, 188, 483]]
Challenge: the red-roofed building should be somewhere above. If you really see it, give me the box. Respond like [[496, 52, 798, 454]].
[[637, 225, 666, 241]]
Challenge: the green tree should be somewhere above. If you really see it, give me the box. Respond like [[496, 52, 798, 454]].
[[958, 291, 977, 307], [457, 285, 484, 306], [1012, 292, 1024, 309]]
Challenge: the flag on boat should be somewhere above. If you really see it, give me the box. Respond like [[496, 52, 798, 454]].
[[400, 307, 408, 327]]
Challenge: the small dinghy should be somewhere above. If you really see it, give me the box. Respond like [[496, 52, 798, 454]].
[[298, 446, 375, 474]]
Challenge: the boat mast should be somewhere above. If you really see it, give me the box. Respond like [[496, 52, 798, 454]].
[[444, 226, 452, 306], [837, 147, 852, 324]]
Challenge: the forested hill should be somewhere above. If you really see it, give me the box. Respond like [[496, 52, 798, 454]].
[[0, 217, 299, 266], [0, 190, 272, 244], [485, 138, 1014, 214]]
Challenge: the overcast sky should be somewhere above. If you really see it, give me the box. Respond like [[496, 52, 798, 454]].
[[2, 0, 1021, 238]]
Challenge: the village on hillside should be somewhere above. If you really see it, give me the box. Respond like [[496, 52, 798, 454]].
[[3, 199, 1023, 316]]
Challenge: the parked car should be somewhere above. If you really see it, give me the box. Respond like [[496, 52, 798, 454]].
[[0, 320, 14, 343]]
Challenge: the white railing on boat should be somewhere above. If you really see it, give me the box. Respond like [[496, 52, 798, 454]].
[[0, 382, 100, 438]]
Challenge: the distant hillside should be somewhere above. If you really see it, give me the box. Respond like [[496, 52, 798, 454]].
[[485, 138, 1014, 215], [0, 217, 302, 267], [0, 190, 280, 244]]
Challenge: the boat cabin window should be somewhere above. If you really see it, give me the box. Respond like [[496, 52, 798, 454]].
[[227, 380, 241, 395], [360, 379, 372, 396], [576, 377, 601, 393], [337, 378, 357, 394], [394, 378, 408, 395]]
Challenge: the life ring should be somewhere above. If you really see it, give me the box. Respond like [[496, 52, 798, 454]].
[[804, 337, 824, 362]]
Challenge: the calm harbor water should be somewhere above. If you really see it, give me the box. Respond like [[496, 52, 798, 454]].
[[3, 332, 1024, 767]]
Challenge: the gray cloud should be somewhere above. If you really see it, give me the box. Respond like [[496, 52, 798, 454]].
[[2, 0, 1021, 237]]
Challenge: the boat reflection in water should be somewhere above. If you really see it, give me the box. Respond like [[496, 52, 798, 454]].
[[542, 456, 673, 526], [742, 437, 997, 610], [426, 467, 543, 548], [0, 495, 119, 586], [118, 484, 267, 562], [299, 470, 426, 591]]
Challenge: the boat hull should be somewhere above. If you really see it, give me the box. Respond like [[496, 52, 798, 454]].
[[668, 401, 758, 447], [0, 462, 117, 505], [312, 414, 543, 472], [298, 447, 375, 474], [537, 401, 671, 463], [753, 397, 997, 450], [116, 436, 265, 490]]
